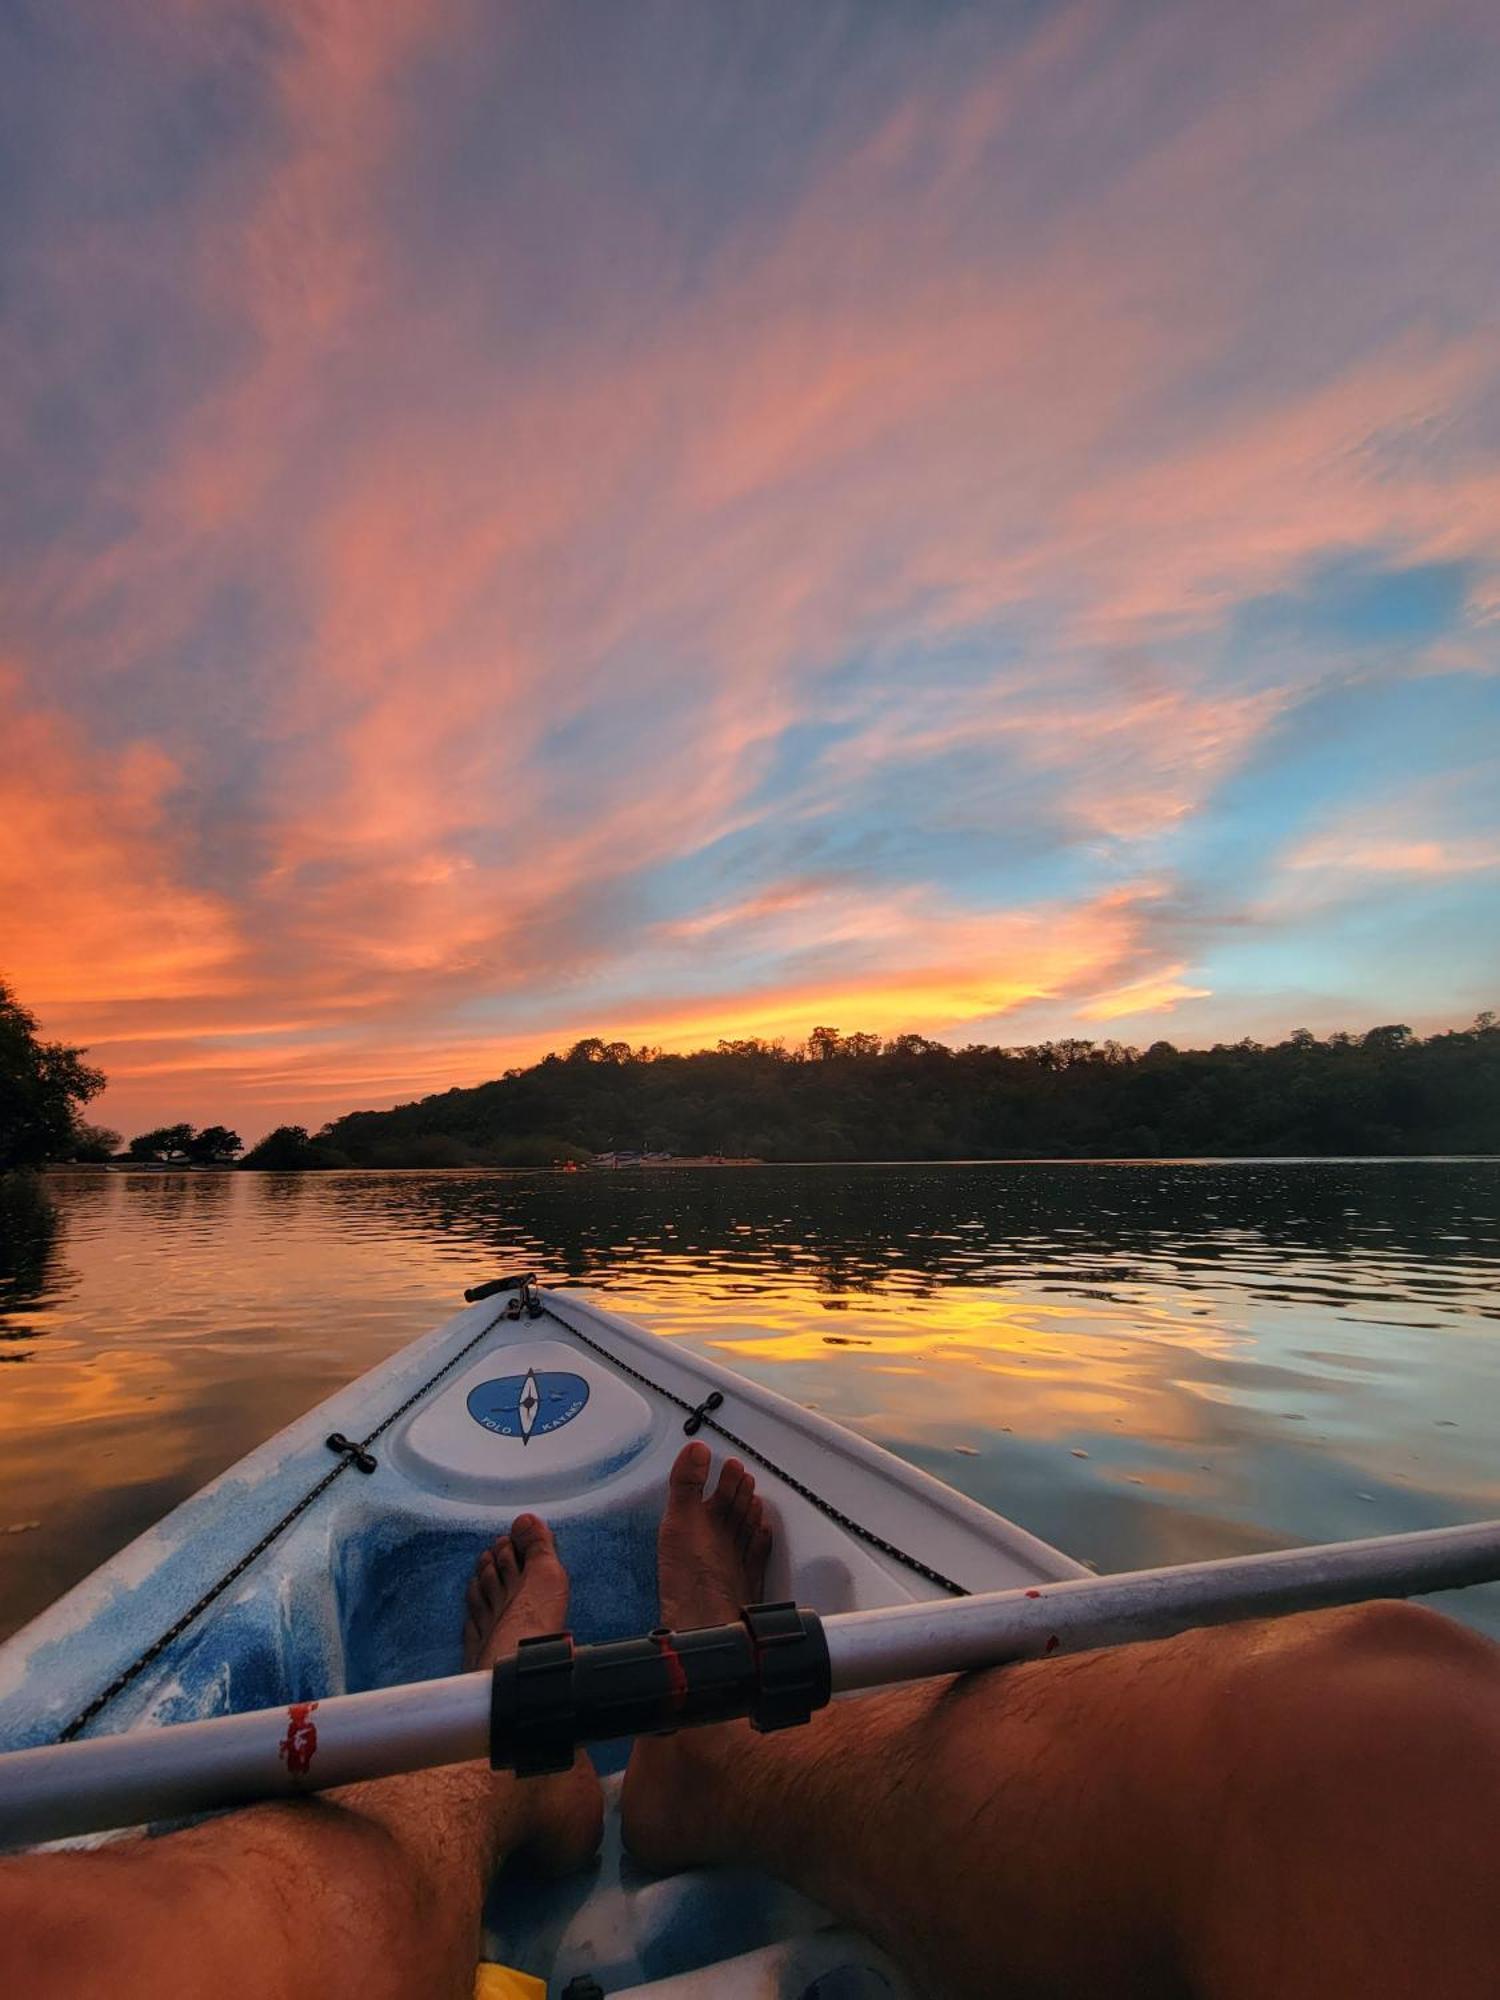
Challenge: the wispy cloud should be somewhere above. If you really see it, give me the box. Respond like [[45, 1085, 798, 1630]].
[[2, 0, 1497, 1131], [1267, 764, 1500, 908], [1077, 968, 1214, 1024], [1290, 833, 1500, 881]]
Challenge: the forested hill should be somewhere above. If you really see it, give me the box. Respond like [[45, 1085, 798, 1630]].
[[315, 1019, 1500, 1166]]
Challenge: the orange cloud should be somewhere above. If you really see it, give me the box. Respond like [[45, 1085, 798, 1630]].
[[0, 670, 241, 1012], [1076, 967, 1213, 1023]]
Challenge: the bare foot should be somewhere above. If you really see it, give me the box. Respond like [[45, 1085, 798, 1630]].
[[622, 1444, 774, 1869], [656, 1440, 772, 1629], [463, 1513, 603, 1871]]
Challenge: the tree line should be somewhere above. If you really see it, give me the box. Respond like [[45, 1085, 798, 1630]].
[[312, 1017, 1500, 1165], [3, 975, 1497, 1174]]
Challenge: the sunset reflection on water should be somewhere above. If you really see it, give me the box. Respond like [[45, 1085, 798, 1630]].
[[2, 1162, 1497, 1640]]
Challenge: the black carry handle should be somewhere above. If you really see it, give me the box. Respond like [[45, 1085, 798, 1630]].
[[465, 1273, 542, 1315], [489, 1603, 831, 1776]]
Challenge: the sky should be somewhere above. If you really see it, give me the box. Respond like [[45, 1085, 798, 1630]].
[[2, 0, 1498, 1141]]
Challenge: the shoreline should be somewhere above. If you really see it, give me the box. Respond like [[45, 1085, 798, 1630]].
[[51, 1150, 1500, 1175]]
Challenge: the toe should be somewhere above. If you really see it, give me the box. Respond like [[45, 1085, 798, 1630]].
[[670, 1441, 712, 1497], [495, 1534, 519, 1590], [712, 1458, 745, 1514], [466, 1575, 484, 1623], [512, 1511, 558, 1566], [477, 1548, 504, 1616]]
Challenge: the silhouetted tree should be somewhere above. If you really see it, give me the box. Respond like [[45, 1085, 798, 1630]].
[[126, 1123, 195, 1162], [187, 1125, 244, 1164], [0, 980, 106, 1171], [69, 1123, 122, 1162], [241, 1125, 349, 1169]]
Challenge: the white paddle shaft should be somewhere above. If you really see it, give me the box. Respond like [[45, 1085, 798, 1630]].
[[824, 1516, 1500, 1688], [0, 1671, 491, 1850], [3, 1518, 1498, 1849]]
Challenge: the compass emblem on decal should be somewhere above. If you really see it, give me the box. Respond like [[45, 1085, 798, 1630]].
[[466, 1369, 589, 1443]]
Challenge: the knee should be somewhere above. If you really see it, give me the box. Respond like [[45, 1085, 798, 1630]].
[[1316, 1595, 1492, 1661], [222, 1801, 432, 1973], [1251, 1596, 1492, 1686], [1213, 1600, 1500, 1780]]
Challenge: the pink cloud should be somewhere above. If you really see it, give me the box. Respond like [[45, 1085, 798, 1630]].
[[1286, 825, 1500, 885]]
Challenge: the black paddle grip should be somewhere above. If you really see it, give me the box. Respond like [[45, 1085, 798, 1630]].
[[489, 1603, 830, 1776]]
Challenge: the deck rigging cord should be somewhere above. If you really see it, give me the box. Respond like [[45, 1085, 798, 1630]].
[[537, 1297, 970, 1598]]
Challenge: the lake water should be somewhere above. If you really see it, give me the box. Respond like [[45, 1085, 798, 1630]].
[[2, 1161, 1498, 1643]]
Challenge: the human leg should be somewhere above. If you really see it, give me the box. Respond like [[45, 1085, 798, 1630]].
[[0, 1515, 600, 2000], [626, 1446, 1500, 2000]]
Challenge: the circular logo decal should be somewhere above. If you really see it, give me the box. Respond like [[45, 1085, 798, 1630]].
[[466, 1368, 589, 1444]]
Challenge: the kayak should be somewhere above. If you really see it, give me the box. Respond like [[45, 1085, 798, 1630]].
[[0, 1275, 1086, 1995]]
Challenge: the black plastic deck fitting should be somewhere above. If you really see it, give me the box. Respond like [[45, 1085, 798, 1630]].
[[464, 1271, 538, 1304], [682, 1390, 724, 1435], [489, 1602, 831, 1776], [325, 1433, 377, 1474]]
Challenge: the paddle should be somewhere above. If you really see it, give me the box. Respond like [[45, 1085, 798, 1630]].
[[4, 1517, 1499, 1849]]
